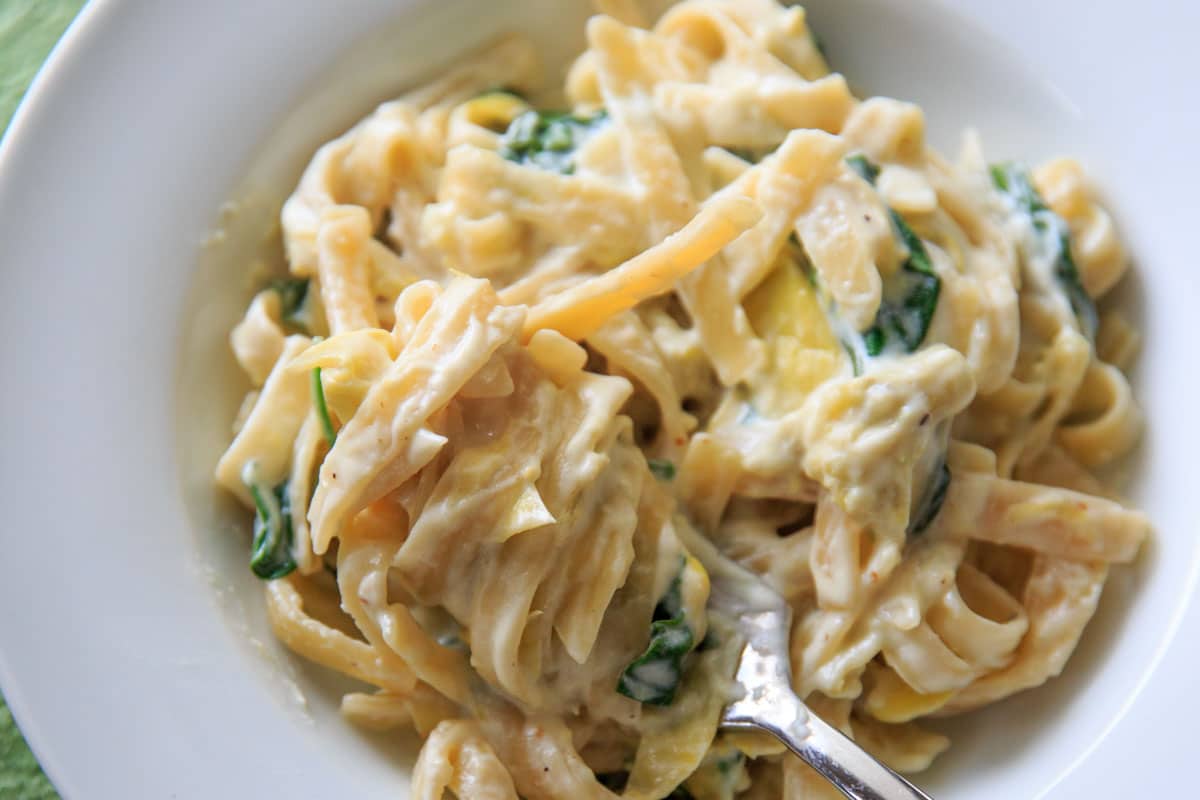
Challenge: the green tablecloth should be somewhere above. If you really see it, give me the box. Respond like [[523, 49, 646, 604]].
[[1, 4, 86, 796]]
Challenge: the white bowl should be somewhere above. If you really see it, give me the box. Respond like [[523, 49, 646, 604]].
[[1, 0, 1197, 797]]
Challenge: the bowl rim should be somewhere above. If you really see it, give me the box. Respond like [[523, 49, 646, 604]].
[[2, 2, 1199, 798]]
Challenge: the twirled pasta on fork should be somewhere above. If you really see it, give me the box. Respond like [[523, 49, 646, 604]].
[[215, 1, 1149, 797]]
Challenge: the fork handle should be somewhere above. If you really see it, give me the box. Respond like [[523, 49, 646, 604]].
[[726, 710, 934, 800]]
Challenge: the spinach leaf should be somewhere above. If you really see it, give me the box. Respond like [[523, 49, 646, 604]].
[[617, 559, 695, 706], [847, 154, 941, 357], [499, 109, 608, 175], [908, 460, 951, 537], [654, 560, 688, 621], [245, 471, 297, 580], [989, 163, 1098, 340], [862, 211, 940, 355], [838, 336, 865, 376], [617, 617, 694, 705], [647, 459, 676, 481], [311, 366, 337, 446], [845, 153, 879, 184], [268, 278, 311, 331]]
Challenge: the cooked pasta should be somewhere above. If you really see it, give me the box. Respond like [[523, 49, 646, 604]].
[[215, 1, 1150, 796]]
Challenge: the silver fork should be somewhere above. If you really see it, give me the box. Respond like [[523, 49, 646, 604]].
[[711, 567, 935, 800]]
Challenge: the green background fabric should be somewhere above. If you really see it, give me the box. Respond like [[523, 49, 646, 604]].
[[0, 701, 58, 800], [0, 0, 84, 129], [1, 3, 87, 796]]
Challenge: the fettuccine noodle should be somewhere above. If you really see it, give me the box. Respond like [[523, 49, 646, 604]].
[[216, 2, 1150, 797]]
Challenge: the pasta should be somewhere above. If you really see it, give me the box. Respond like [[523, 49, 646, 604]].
[[214, 1, 1151, 796]]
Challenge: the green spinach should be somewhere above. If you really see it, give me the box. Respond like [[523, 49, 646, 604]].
[[647, 459, 677, 481], [268, 277, 311, 331], [617, 559, 695, 706], [847, 154, 941, 357], [989, 163, 1098, 340], [311, 366, 337, 446], [245, 473, 297, 580], [845, 153, 879, 184], [499, 109, 608, 175], [908, 460, 950, 537]]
